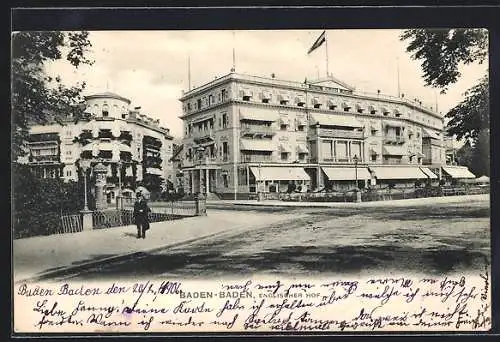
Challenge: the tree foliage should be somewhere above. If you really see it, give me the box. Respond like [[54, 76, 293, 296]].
[[445, 76, 489, 142], [400, 29, 487, 91], [11, 31, 94, 160]]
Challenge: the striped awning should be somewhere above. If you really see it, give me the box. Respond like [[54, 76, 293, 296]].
[[250, 167, 310, 181], [442, 166, 476, 179], [239, 109, 279, 122], [322, 167, 371, 181], [240, 139, 275, 151], [420, 167, 438, 179], [369, 166, 428, 180], [297, 144, 309, 154], [422, 128, 440, 140], [310, 113, 363, 128], [280, 143, 292, 153]]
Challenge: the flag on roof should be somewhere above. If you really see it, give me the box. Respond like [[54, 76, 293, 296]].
[[308, 31, 326, 54]]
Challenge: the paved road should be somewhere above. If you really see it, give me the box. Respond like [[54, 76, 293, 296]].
[[52, 197, 490, 281]]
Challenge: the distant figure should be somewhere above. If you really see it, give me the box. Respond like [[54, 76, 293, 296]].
[[133, 192, 151, 239]]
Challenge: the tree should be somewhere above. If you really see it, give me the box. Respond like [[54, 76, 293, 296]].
[[11, 31, 94, 161], [400, 29, 489, 171], [400, 29, 487, 91]]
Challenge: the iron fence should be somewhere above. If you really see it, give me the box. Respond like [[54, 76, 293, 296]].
[[58, 214, 83, 234], [277, 185, 489, 203]]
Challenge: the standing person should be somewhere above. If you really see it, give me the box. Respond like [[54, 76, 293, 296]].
[[133, 192, 151, 239]]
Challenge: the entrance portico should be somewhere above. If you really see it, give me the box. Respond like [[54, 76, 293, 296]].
[[185, 165, 220, 194]]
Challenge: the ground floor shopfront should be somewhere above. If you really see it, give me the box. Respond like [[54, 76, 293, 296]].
[[182, 163, 477, 199]]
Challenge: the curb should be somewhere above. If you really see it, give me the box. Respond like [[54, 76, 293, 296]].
[[15, 217, 287, 284]]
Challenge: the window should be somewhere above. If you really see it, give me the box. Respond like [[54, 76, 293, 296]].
[[208, 95, 214, 105], [222, 114, 228, 128], [281, 153, 288, 160], [243, 96, 251, 101], [221, 89, 227, 102], [280, 100, 288, 105], [222, 142, 229, 161], [66, 170, 72, 177], [222, 174, 229, 187], [371, 154, 377, 162], [197, 99, 202, 109], [122, 113, 127, 119], [314, 103, 321, 109], [344, 107, 350, 112], [263, 99, 270, 104], [297, 102, 305, 107], [187, 103, 191, 111], [280, 124, 287, 131], [66, 150, 72, 156], [298, 154, 305, 161], [297, 125, 305, 132], [329, 105, 337, 110], [370, 109, 376, 114]]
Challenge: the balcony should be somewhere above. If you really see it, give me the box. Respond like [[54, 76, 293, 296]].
[[241, 154, 273, 163], [191, 130, 215, 144], [383, 136, 406, 144], [241, 125, 276, 137], [315, 128, 364, 139], [29, 155, 60, 164]]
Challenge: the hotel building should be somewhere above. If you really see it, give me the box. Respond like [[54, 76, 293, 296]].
[[21, 91, 174, 203], [178, 72, 476, 199]]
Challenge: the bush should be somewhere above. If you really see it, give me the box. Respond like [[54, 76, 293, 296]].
[[12, 163, 93, 238]]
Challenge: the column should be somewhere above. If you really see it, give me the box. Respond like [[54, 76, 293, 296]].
[[333, 140, 337, 162], [348, 141, 352, 163], [206, 168, 209, 194], [199, 168, 204, 193]]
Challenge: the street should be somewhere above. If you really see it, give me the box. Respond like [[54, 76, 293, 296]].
[[51, 196, 490, 281]]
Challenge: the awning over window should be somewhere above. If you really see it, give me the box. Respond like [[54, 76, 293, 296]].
[[310, 113, 363, 128], [422, 128, 440, 140], [355, 103, 364, 111], [278, 94, 290, 102], [368, 105, 376, 112], [239, 109, 279, 122], [369, 166, 428, 180], [279, 117, 290, 125], [249, 167, 310, 181], [327, 99, 337, 107], [261, 91, 272, 100], [279, 143, 292, 153], [322, 167, 371, 181], [383, 120, 404, 128], [295, 95, 305, 104], [146, 167, 163, 176], [369, 147, 379, 155], [419, 167, 438, 179], [241, 89, 253, 97], [381, 107, 390, 114], [342, 101, 352, 109], [370, 123, 379, 131], [382, 146, 405, 155], [312, 97, 321, 105], [296, 117, 307, 126], [297, 144, 309, 154], [442, 166, 476, 179], [240, 139, 275, 151]]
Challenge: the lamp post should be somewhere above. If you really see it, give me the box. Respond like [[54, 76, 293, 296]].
[[81, 159, 91, 211], [353, 154, 361, 203], [257, 162, 263, 201], [80, 158, 93, 230], [117, 160, 122, 210]]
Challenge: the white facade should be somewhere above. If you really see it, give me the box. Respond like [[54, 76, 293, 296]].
[[24, 92, 174, 198]]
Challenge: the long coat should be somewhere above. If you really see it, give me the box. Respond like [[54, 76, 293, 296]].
[[133, 199, 151, 225]]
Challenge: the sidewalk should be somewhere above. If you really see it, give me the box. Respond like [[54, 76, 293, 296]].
[[13, 210, 302, 284], [207, 194, 489, 208]]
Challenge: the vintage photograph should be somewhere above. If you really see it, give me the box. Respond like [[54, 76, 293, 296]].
[[12, 28, 491, 333]]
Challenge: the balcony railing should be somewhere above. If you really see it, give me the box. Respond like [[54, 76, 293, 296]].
[[383, 136, 406, 144], [241, 155, 273, 163], [30, 155, 59, 163], [192, 130, 215, 143], [241, 126, 276, 137], [314, 128, 364, 139]]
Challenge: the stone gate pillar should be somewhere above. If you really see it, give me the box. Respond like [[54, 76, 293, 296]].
[[94, 163, 108, 210]]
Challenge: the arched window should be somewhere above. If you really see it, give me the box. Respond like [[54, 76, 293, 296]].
[[102, 104, 109, 117]]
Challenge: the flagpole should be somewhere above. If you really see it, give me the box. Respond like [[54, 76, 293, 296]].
[[396, 56, 401, 97], [231, 31, 236, 72], [188, 55, 191, 91], [325, 31, 329, 77]]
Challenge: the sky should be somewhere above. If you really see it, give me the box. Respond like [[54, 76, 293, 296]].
[[45, 29, 488, 144]]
